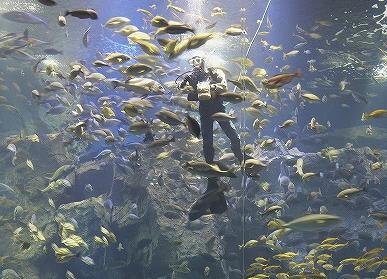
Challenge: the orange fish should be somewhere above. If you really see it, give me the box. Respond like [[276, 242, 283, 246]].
[[262, 70, 301, 89]]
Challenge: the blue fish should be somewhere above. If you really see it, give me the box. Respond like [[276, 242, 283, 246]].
[[2, 11, 49, 28]]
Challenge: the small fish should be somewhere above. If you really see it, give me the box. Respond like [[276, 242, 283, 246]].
[[38, 0, 57, 6], [93, 149, 112, 159], [294, 42, 307, 49], [66, 271, 76, 279], [83, 26, 91, 48], [128, 213, 140, 220], [81, 256, 95, 266], [185, 114, 200, 138], [64, 9, 98, 20], [283, 50, 299, 60]]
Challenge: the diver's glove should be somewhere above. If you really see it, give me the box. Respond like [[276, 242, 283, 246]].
[[210, 83, 226, 94]]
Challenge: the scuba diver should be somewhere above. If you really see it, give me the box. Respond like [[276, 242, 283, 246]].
[[178, 56, 244, 221]]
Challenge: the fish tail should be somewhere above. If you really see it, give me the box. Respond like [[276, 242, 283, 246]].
[[64, 10, 70, 17], [361, 113, 367, 121], [282, 52, 287, 60]]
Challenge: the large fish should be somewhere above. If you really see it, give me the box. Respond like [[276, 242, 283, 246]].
[[111, 78, 165, 96], [38, 0, 57, 6], [261, 70, 302, 89], [188, 179, 228, 221], [2, 11, 48, 27], [64, 9, 98, 20]]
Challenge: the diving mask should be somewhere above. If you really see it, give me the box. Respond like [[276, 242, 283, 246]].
[[189, 56, 204, 69]]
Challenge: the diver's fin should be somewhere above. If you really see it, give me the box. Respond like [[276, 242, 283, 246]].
[[188, 190, 228, 221]]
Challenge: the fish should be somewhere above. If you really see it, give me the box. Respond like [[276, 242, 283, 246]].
[[81, 256, 95, 266], [337, 187, 364, 198], [112, 77, 165, 95], [211, 112, 237, 122], [225, 25, 245, 36], [185, 114, 201, 138], [66, 271, 76, 279], [104, 17, 130, 28], [2, 11, 49, 27], [155, 23, 195, 36], [83, 26, 91, 48], [182, 161, 236, 178], [93, 149, 112, 159], [275, 214, 342, 232], [262, 70, 301, 89], [228, 76, 260, 92], [64, 9, 98, 20], [155, 108, 184, 126], [38, 0, 57, 6], [361, 109, 387, 121], [301, 92, 320, 102], [283, 50, 299, 60], [150, 15, 169, 27]]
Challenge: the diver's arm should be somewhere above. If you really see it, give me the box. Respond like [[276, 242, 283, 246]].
[[180, 75, 199, 101], [209, 69, 227, 93], [179, 75, 190, 89]]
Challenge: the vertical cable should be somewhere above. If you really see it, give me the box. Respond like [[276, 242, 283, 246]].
[[238, 7, 248, 279], [236, 1, 273, 278]]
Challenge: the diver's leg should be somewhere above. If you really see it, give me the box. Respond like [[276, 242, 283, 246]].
[[200, 117, 219, 193], [200, 117, 215, 164], [218, 120, 243, 163]]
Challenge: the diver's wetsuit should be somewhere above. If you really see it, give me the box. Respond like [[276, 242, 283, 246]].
[[180, 67, 243, 221], [181, 67, 243, 164]]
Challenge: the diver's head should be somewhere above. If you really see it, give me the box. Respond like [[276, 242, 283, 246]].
[[189, 56, 205, 71]]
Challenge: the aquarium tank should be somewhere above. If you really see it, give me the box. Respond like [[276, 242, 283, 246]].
[[0, 0, 386, 278]]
